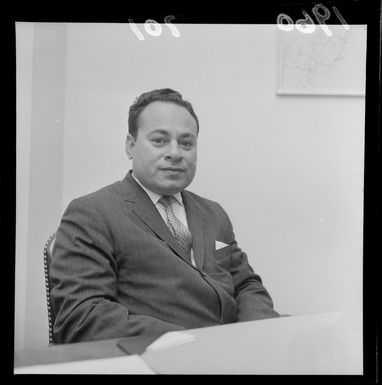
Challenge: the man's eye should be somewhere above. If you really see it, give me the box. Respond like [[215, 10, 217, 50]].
[[181, 140, 194, 148], [151, 137, 165, 144]]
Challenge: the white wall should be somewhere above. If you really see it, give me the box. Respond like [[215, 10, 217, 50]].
[[16, 23, 365, 349], [15, 22, 67, 349], [15, 22, 34, 350]]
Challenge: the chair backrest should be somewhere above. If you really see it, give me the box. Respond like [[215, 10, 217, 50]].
[[43, 232, 57, 344]]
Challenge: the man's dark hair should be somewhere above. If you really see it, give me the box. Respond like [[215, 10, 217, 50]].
[[128, 88, 199, 138]]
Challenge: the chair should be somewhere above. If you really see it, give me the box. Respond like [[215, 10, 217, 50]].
[[43, 232, 57, 344]]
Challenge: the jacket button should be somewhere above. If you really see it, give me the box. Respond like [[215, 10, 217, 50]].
[[201, 271, 207, 277]]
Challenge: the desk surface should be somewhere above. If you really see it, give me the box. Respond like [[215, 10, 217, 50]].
[[14, 338, 125, 367], [143, 310, 363, 374], [14, 310, 363, 375]]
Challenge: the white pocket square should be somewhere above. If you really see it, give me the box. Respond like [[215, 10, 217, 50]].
[[215, 240, 229, 250]]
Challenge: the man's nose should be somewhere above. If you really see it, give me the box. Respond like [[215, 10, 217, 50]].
[[165, 141, 182, 161]]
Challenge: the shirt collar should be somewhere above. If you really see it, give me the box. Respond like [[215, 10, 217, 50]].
[[131, 173, 184, 207]]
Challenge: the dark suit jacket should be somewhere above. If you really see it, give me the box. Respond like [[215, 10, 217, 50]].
[[50, 171, 279, 343]]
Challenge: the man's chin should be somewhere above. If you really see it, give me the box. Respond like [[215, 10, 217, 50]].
[[158, 185, 185, 195], [156, 180, 190, 195]]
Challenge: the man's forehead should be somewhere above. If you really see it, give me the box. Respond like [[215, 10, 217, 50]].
[[137, 101, 198, 131], [146, 128, 196, 137]]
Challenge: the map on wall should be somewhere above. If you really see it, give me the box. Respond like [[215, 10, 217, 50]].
[[277, 25, 366, 96]]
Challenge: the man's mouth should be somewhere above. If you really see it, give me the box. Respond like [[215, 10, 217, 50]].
[[161, 167, 184, 173]]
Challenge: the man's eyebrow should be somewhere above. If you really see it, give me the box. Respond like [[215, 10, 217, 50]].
[[148, 130, 196, 138], [148, 129, 169, 135], [179, 133, 197, 138]]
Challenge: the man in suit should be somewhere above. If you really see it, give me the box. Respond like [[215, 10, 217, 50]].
[[50, 88, 280, 344]]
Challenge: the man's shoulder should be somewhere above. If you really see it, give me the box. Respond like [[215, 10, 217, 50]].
[[68, 180, 123, 209], [183, 190, 226, 215]]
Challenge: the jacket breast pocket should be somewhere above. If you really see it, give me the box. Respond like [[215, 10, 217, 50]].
[[213, 246, 231, 270]]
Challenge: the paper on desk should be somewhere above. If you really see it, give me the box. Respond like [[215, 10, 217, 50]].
[[145, 331, 195, 352], [14, 355, 155, 374]]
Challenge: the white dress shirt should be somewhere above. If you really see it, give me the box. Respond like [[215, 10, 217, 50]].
[[132, 173, 197, 267]]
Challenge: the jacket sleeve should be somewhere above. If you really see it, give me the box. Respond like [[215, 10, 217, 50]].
[[50, 198, 184, 344], [217, 204, 280, 322]]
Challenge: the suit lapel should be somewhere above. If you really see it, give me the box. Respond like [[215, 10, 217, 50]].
[[121, 172, 190, 263], [182, 191, 206, 269]]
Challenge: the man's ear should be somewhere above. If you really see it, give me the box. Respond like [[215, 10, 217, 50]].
[[125, 134, 135, 160]]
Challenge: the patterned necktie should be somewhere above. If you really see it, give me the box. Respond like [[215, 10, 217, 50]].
[[158, 195, 193, 257]]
